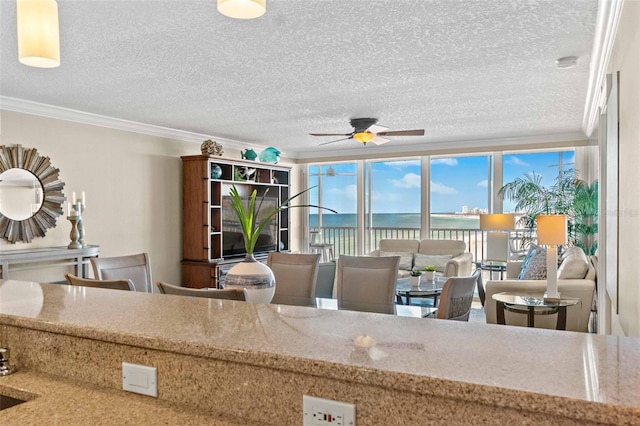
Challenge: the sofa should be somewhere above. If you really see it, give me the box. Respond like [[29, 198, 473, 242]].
[[369, 239, 474, 278], [484, 246, 596, 332]]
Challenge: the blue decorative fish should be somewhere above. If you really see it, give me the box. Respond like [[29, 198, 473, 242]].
[[241, 149, 258, 161], [259, 147, 281, 164]]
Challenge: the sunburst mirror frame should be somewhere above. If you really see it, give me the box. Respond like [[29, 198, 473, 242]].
[[0, 144, 65, 243]]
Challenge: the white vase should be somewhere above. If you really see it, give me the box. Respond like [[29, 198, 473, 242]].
[[224, 254, 275, 303], [410, 275, 421, 287], [424, 270, 435, 281]]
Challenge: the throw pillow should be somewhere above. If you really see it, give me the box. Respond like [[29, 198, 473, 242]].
[[517, 244, 547, 280], [414, 253, 452, 273], [557, 246, 589, 279], [379, 251, 413, 270]]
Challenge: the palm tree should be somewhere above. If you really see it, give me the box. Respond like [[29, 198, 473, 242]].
[[498, 170, 576, 229], [499, 170, 598, 253]]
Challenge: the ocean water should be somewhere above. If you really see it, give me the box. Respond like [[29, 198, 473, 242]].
[[309, 213, 479, 229]]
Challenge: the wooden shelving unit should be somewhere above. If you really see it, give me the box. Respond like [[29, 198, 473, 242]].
[[181, 155, 291, 288]]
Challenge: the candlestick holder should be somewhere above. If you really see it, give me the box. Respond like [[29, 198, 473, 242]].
[[77, 210, 86, 247], [67, 215, 81, 249]]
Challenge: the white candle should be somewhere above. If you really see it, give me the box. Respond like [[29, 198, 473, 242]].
[[72, 192, 77, 203], [67, 202, 72, 217], [82, 191, 86, 207]]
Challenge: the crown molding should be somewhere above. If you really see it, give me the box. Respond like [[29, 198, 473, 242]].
[[293, 131, 589, 162], [0, 96, 267, 152], [582, 0, 624, 137]]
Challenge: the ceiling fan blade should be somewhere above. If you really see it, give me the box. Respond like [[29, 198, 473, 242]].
[[367, 124, 389, 134], [319, 136, 353, 146], [371, 136, 391, 145], [310, 133, 352, 137], [376, 129, 425, 137]]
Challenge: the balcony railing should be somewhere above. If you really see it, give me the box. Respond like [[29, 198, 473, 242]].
[[309, 226, 533, 263]]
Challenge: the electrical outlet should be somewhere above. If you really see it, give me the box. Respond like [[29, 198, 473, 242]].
[[303, 395, 355, 426]]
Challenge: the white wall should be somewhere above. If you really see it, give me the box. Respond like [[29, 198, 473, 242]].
[[607, 0, 640, 337], [0, 110, 299, 287]]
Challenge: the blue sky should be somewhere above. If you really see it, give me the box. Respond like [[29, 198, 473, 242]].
[[309, 151, 574, 214]]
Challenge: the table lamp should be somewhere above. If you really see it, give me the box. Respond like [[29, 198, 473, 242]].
[[536, 214, 567, 302], [480, 213, 516, 263]]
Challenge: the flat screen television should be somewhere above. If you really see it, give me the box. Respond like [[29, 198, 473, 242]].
[[221, 195, 278, 258]]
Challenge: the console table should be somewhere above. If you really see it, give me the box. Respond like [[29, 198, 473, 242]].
[[0, 245, 100, 279]]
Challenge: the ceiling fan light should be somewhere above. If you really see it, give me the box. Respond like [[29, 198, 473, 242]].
[[353, 132, 375, 144], [17, 0, 60, 68], [217, 0, 266, 19]]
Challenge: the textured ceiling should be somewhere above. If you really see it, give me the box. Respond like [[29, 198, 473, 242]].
[[0, 0, 599, 159]]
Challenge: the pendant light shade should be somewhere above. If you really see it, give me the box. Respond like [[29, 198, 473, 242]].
[[217, 0, 266, 20], [17, 0, 60, 68]]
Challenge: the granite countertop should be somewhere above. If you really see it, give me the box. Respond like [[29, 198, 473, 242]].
[[0, 370, 250, 425], [1, 280, 639, 423]]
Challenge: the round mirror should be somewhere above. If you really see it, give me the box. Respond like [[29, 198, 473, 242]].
[[0, 144, 65, 243], [0, 168, 44, 220]]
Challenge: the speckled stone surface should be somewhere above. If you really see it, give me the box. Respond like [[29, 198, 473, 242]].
[[1, 280, 639, 425], [0, 370, 251, 425]]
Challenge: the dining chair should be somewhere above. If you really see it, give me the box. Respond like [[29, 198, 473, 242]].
[[336, 255, 400, 314], [156, 281, 245, 300], [315, 261, 337, 299], [65, 273, 135, 291], [435, 269, 481, 321], [90, 253, 152, 293], [267, 252, 320, 306]]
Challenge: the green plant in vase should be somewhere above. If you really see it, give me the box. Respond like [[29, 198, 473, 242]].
[[423, 265, 436, 281], [225, 185, 336, 303]]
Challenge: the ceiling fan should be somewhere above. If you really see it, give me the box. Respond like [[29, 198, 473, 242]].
[[310, 118, 425, 146]]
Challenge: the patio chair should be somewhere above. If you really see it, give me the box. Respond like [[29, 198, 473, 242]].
[[335, 255, 400, 314]]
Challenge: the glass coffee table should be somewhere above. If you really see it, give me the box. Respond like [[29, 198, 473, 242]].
[[492, 292, 580, 330], [395, 276, 447, 307]]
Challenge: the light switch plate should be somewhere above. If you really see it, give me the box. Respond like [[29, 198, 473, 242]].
[[122, 362, 157, 397]]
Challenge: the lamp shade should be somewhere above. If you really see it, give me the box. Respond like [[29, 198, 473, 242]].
[[17, 0, 60, 68], [217, 0, 266, 19], [479, 213, 515, 231], [536, 214, 567, 246]]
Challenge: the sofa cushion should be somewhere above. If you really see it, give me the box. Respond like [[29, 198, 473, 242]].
[[414, 253, 451, 273], [418, 239, 466, 256], [379, 251, 413, 270], [557, 246, 590, 279], [517, 244, 547, 280]]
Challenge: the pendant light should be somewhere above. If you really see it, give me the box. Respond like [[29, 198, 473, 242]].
[[17, 0, 60, 68], [217, 0, 266, 20]]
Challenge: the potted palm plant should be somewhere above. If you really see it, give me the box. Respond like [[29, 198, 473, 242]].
[[224, 185, 336, 303]]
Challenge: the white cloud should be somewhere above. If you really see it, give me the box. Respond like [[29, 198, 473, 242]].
[[328, 184, 357, 200], [506, 156, 530, 167], [430, 181, 457, 194], [390, 173, 420, 188], [477, 179, 488, 188], [431, 158, 458, 166]]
